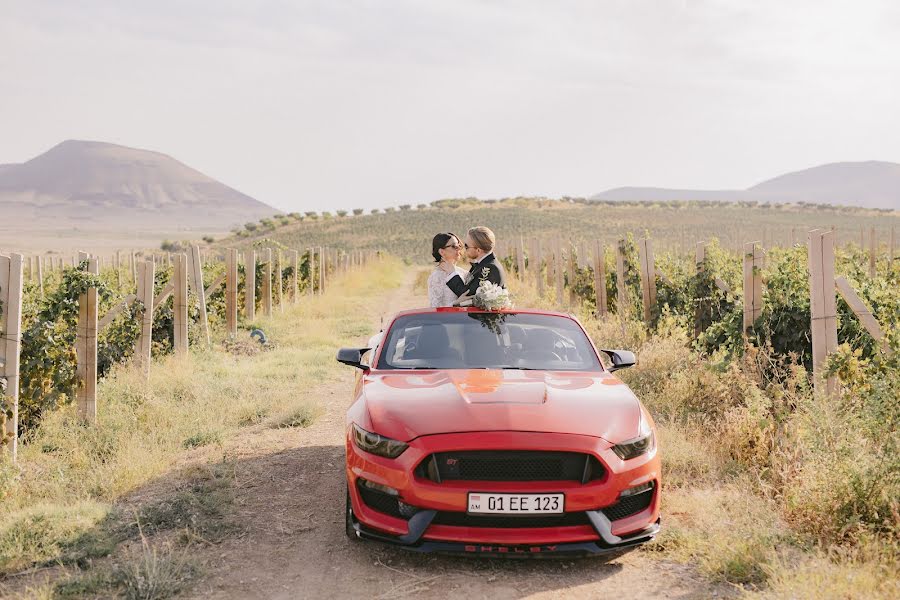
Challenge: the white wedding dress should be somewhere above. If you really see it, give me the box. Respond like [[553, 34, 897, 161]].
[[428, 265, 468, 307]]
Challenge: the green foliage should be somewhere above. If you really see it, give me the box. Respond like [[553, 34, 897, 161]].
[[18, 264, 107, 435]]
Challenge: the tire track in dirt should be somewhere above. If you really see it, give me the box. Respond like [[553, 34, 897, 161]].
[[191, 269, 731, 599]]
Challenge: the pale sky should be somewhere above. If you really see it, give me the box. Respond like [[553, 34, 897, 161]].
[[2, 0, 899, 212]]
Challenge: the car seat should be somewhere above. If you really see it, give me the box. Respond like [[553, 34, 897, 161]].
[[404, 323, 462, 367]]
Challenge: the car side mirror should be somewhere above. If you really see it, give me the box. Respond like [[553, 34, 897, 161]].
[[336, 348, 371, 370], [600, 349, 636, 372]]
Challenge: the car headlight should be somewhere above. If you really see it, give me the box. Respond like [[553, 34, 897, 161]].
[[612, 413, 655, 460], [351, 423, 408, 458]]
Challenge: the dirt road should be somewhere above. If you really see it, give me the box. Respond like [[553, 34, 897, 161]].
[[190, 271, 730, 599]]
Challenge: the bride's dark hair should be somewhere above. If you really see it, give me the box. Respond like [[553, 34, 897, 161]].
[[432, 233, 460, 263]]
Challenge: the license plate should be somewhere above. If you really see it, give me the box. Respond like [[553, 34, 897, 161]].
[[467, 493, 564, 514]]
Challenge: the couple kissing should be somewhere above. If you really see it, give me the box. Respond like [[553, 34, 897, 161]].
[[428, 226, 508, 308]]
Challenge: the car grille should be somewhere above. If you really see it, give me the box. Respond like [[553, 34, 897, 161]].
[[431, 511, 591, 529], [418, 451, 605, 483], [356, 481, 404, 519], [601, 488, 654, 521]]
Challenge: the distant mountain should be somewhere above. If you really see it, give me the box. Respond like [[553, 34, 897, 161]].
[[0, 140, 277, 230], [592, 161, 900, 210]]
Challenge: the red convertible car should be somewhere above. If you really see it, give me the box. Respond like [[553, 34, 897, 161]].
[[336, 307, 660, 557]]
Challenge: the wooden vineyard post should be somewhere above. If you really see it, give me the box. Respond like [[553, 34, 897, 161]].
[[869, 227, 877, 279], [890, 226, 895, 273], [276, 250, 284, 312], [616, 239, 628, 320], [743, 242, 764, 332], [578, 242, 588, 270], [262, 248, 273, 316], [835, 276, 888, 353], [173, 253, 189, 353], [566, 244, 577, 305], [0, 253, 24, 461], [225, 249, 238, 336], [517, 236, 527, 280], [808, 230, 838, 397], [512, 239, 522, 280], [307, 248, 315, 296], [291, 250, 299, 303], [637, 238, 657, 326], [189, 246, 210, 346], [245, 250, 256, 321], [694, 242, 707, 338], [318, 246, 325, 294], [532, 239, 544, 298], [593, 241, 608, 317], [75, 257, 99, 421], [130, 251, 136, 284], [134, 261, 155, 379], [553, 240, 565, 309], [37, 256, 44, 298]]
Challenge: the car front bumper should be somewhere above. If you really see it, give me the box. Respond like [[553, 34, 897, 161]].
[[346, 430, 661, 554]]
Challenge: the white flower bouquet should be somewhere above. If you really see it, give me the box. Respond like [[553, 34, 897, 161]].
[[474, 281, 512, 311]]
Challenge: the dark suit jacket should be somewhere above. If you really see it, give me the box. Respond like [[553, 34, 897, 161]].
[[446, 252, 507, 298]]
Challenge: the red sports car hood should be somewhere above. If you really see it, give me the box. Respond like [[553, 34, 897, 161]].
[[361, 369, 641, 443]]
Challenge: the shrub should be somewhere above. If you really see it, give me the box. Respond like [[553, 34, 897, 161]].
[[160, 240, 183, 252]]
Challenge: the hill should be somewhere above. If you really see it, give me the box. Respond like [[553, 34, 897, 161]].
[[592, 161, 900, 210], [0, 140, 276, 231], [227, 199, 898, 261]]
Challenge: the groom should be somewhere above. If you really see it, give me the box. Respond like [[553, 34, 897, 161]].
[[440, 226, 507, 300]]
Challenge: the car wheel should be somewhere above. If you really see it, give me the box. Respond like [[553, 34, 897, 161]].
[[345, 484, 360, 542]]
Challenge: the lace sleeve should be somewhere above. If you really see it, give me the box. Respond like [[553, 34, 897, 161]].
[[427, 269, 445, 307]]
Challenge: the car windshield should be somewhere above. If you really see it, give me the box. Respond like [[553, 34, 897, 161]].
[[376, 312, 603, 371]]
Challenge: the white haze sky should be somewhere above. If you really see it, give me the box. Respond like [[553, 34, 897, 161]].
[[2, 0, 900, 212]]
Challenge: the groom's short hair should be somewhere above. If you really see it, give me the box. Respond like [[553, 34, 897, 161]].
[[468, 226, 495, 252]]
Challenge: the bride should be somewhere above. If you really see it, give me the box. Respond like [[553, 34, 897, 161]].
[[427, 233, 467, 307]]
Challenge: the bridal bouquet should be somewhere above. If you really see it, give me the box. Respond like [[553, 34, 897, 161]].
[[474, 281, 512, 311]]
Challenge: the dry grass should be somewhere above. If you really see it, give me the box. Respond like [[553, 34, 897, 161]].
[[0, 257, 404, 577], [508, 271, 899, 597]]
